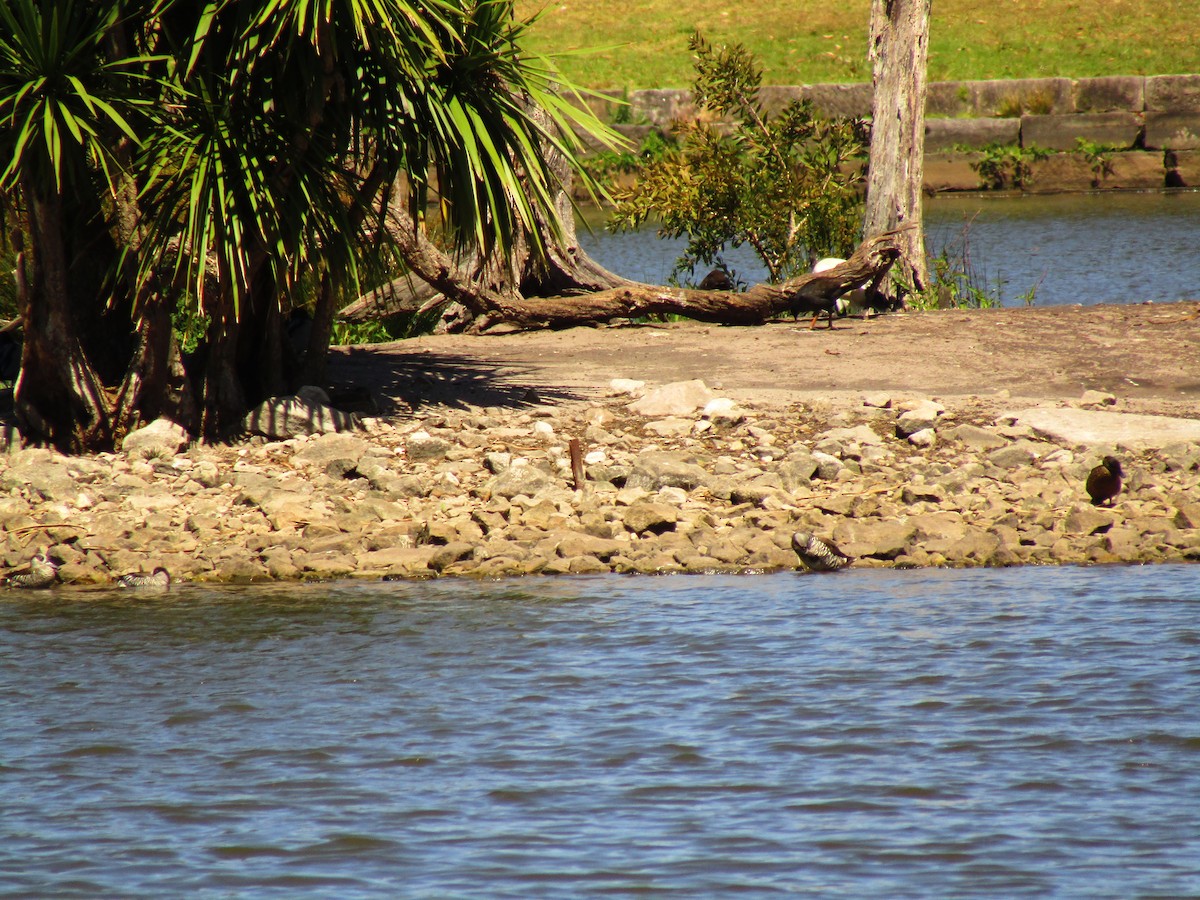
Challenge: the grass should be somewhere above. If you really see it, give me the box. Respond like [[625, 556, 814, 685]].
[[515, 0, 1197, 91]]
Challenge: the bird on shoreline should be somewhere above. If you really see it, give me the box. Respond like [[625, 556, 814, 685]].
[[9, 552, 59, 589], [791, 532, 854, 572], [117, 567, 172, 590], [697, 267, 734, 291], [1086, 455, 1124, 506]]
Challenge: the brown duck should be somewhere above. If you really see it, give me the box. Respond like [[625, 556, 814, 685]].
[[1086, 455, 1124, 506]]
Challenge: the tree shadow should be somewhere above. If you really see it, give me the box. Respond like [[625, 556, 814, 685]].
[[325, 345, 589, 416]]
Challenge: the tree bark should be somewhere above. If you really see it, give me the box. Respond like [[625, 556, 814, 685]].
[[864, 0, 931, 303]]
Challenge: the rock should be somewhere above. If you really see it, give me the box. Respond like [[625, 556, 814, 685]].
[[1173, 500, 1200, 529], [702, 398, 745, 425], [895, 400, 945, 437], [122, 418, 190, 458], [621, 501, 678, 535], [610, 378, 646, 396], [832, 519, 918, 560], [987, 441, 1043, 469], [947, 423, 1007, 451], [644, 417, 693, 437], [907, 428, 937, 448], [245, 394, 359, 438], [428, 542, 476, 572], [555, 532, 624, 561], [1063, 505, 1115, 535], [777, 454, 819, 490], [1010, 406, 1200, 449], [627, 379, 715, 417], [292, 432, 371, 468], [489, 463, 555, 499], [811, 451, 843, 480], [822, 424, 886, 446], [406, 432, 452, 461], [626, 452, 709, 491]]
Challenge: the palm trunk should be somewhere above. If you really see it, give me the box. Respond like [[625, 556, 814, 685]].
[[14, 186, 113, 453]]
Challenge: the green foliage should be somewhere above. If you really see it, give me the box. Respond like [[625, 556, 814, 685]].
[[331, 320, 395, 346], [330, 308, 446, 345], [967, 142, 1052, 190], [581, 130, 678, 188], [171, 303, 210, 356], [1, 0, 620, 446], [612, 88, 633, 125], [1075, 138, 1119, 186], [608, 32, 865, 286], [0, 0, 154, 197]]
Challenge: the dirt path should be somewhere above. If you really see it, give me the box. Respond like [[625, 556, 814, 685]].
[[328, 301, 1200, 420]]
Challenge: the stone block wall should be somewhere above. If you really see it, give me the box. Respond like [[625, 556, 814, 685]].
[[612, 74, 1200, 191]]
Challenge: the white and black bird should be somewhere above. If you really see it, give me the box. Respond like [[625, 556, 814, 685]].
[[8, 552, 59, 589], [791, 531, 854, 572], [117, 567, 172, 590]]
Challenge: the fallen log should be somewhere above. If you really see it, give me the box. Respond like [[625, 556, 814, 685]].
[[344, 198, 907, 334], [468, 227, 906, 331]]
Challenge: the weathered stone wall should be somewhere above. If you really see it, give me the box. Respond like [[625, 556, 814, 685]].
[[602, 74, 1200, 192]]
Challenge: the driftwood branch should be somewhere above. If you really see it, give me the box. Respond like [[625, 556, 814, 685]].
[[340, 198, 907, 334], [472, 228, 905, 331]]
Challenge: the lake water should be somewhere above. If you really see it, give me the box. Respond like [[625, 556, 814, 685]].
[[578, 189, 1200, 307], [4, 565, 1199, 897]]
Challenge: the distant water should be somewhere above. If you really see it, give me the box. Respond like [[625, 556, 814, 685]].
[[3, 565, 1200, 897], [578, 189, 1200, 307]]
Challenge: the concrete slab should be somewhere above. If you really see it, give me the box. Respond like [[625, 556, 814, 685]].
[[1009, 407, 1200, 449]]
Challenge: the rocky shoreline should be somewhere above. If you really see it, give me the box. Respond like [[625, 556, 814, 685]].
[[2, 376, 1198, 589]]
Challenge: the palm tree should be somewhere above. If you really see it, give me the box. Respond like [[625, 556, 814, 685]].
[[1, 0, 614, 449], [0, 0, 158, 452]]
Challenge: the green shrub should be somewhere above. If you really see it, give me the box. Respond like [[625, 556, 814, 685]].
[[607, 32, 865, 286], [968, 142, 1052, 190]]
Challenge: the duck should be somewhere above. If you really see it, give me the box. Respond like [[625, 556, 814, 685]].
[[791, 531, 854, 572], [790, 258, 869, 330], [697, 267, 735, 291], [117, 567, 172, 589], [9, 552, 59, 589], [1086, 455, 1124, 506]]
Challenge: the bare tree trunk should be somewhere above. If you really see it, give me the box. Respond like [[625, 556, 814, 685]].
[[864, 0, 931, 304]]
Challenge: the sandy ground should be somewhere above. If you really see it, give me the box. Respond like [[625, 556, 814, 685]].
[[328, 301, 1200, 421]]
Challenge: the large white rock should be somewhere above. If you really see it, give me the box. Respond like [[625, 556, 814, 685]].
[[121, 418, 190, 457], [627, 379, 716, 417], [1010, 407, 1200, 449]]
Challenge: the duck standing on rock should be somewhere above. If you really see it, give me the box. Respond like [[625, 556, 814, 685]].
[[1086, 455, 1124, 506], [8, 552, 59, 589], [791, 532, 854, 572]]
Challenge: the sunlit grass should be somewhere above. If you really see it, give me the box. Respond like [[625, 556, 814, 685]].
[[516, 0, 1195, 90]]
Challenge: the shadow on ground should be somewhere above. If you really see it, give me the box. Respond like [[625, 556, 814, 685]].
[[326, 345, 589, 416]]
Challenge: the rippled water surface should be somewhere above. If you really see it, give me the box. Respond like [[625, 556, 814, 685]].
[[579, 189, 1200, 307], [3, 566, 1200, 897]]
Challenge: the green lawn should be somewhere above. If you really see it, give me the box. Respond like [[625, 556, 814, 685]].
[[514, 0, 1197, 91]]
